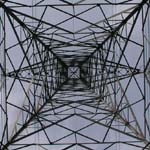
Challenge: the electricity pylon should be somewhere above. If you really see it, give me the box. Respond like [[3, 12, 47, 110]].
[[0, 0, 150, 150]]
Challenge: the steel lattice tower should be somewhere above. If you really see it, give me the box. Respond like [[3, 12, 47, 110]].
[[0, 0, 150, 150]]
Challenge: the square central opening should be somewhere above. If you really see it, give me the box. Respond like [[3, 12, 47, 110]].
[[68, 67, 80, 79]]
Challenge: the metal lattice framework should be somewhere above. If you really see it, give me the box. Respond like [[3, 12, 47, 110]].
[[0, 0, 150, 150]]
